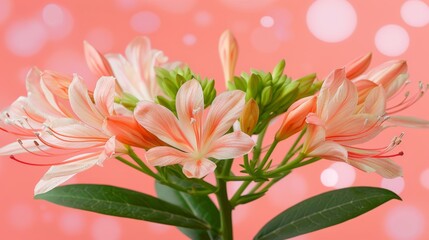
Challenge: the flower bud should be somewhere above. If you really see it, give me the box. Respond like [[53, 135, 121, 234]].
[[345, 53, 372, 79], [106, 116, 164, 149], [275, 96, 316, 141], [219, 30, 238, 86], [240, 99, 259, 135], [366, 60, 408, 98]]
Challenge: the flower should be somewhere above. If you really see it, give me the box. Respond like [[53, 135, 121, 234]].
[[85, 37, 181, 101], [0, 71, 127, 194], [302, 69, 403, 178], [219, 30, 238, 86], [134, 80, 255, 178]]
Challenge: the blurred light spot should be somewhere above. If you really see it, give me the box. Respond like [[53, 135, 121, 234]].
[[420, 168, 429, 190], [401, 0, 429, 27], [42, 4, 73, 40], [330, 162, 356, 188], [0, 0, 12, 23], [8, 203, 35, 230], [381, 177, 405, 194], [320, 168, 338, 187], [220, 0, 279, 11], [385, 205, 425, 239], [59, 211, 85, 235], [85, 28, 114, 52], [91, 217, 121, 240], [130, 11, 160, 34], [194, 10, 212, 27], [375, 24, 409, 56], [42, 4, 63, 27], [183, 33, 197, 46], [306, 0, 357, 43], [260, 16, 274, 28], [268, 172, 308, 207], [5, 20, 47, 57], [269, 8, 293, 42], [250, 27, 281, 53]]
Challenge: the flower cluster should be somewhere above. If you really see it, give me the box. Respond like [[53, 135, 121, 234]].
[[0, 31, 427, 199]]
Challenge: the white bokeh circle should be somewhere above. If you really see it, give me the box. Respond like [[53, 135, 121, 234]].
[[306, 0, 357, 43], [401, 0, 429, 27], [420, 168, 429, 190], [5, 20, 47, 57], [375, 24, 409, 56], [381, 177, 405, 194], [385, 205, 425, 239], [91, 217, 122, 240], [320, 168, 338, 187], [130, 11, 161, 34]]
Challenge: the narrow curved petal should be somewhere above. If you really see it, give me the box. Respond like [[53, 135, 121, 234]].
[[348, 158, 402, 178], [324, 79, 358, 125], [203, 90, 245, 144], [146, 146, 190, 166], [68, 75, 105, 128], [34, 155, 99, 195], [345, 53, 372, 79], [134, 101, 193, 152], [176, 80, 204, 149], [83, 41, 114, 77], [97, 136, 116, 166], [308, 141, 348, 162], [206, 131, 255, 159], [94, 76, 116, 116], [363, 86, 386, 116], [182, 158, 216, 178]]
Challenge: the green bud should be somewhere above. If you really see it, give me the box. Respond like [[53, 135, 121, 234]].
[[247, 74, 260, 100], [272, 59, 286, 81], [296, 73, 316, 97], [260, 86, 273, 107], [234, 76, 247, 91], [156, 96, 175, 111], [120, 92, 139, 110]]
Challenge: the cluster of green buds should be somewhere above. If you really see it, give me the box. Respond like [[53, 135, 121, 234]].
[[229, 60, 321, 134], [156, 66, 217, 113]]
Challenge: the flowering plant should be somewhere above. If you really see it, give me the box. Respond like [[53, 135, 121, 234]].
[[1, 30, 427, 240]]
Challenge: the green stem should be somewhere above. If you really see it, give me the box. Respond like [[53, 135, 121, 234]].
[[230, 181, 251, 206], [127, 147, 158, 178], [258, 139, 278, 171], [116, 156, 145, 173], [218, 175, 254, 181], [265, 153, 306, 177], [280, 128, 306, 165], [216, 175, 233, 240], [252, 126, 268, 165]]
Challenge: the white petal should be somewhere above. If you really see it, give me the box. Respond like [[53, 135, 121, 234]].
[[182, 158, 216, 178]]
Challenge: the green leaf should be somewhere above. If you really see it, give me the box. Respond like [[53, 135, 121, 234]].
[[35, 184, 210, 230], [254, 187, 401, 240], [156, 182, 221, 240], [162, 166, 217, 194]]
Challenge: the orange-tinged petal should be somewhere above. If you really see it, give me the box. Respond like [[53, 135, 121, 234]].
[[183, 158, 216, 178], [348, 158, 402, 178], [83, 41, 114, 77], [94, 76, 116, 116], [345, 53, 372, 79], [203, 90, 245, 145], [68, 75, 105, 128], [176, 80, 204, 149], [206, 131, 255, 159], [308, 141, 348, 162], [106, 115, 164, 149], [134, 101, 193, 152], [388, 115, 429, 128], [146, 146, 190, 166]]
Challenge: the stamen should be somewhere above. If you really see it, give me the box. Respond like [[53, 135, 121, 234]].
[[17, 139, 51, 157]]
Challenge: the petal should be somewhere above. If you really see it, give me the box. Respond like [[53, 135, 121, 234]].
[[83, 41, 114, 77], [97, 136, 117, 166], [363, 86, 386, 115], [176, 80, 204, 149], [345, 53, 372, 79], [134, 101, 193, 152], [69, 75, 105, 128], [308, 141, 348, 162], [0, 139, 47, 155], [182, 158, 216, 178], [348, 158, 402, 178], [303, 121, 326, 153], [94, 76, 116, 116], [323, 78, 358, 125], [203, 90, 245, 145], [146, 146, 190, 166], [34, 154, 99, 195], [206, 131, 255, 159], [218, 30, 238, 84]]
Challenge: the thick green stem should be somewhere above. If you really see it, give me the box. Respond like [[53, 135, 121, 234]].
[[216, 174, 233, 240]]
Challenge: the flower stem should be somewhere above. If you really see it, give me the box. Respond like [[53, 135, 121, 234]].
[[216, 173, 233, 240]]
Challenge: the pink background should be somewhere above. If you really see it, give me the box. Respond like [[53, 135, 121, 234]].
[[1, 0, 429, 239]]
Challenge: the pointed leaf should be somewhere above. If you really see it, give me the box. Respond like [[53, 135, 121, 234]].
[[156, 181, 221, 240], [254, 187, 401, 240], [35, 184, 210, 229]]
